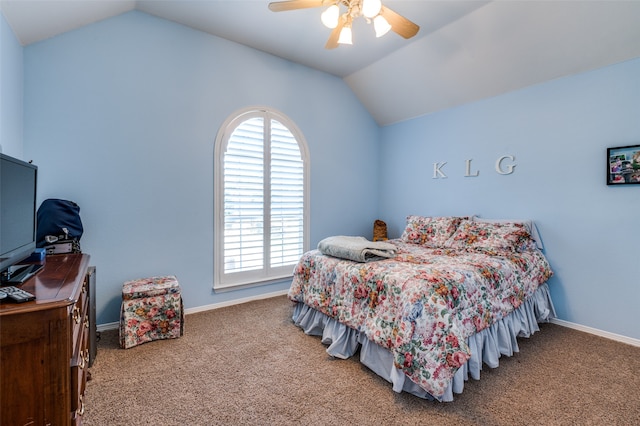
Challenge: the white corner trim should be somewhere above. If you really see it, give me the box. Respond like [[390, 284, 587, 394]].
[[550, 318, 640, 348]]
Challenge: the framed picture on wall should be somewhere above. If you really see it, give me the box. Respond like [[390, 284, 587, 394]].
[[607, 144, 640, 185]]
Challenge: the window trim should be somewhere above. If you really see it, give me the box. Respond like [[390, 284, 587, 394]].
[[213, 106, 310, 290]]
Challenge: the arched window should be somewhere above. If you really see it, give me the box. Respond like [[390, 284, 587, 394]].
[[214, 107, 309, 290]]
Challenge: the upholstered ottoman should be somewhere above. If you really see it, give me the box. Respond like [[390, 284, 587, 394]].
[[119, 275, 184, 349]]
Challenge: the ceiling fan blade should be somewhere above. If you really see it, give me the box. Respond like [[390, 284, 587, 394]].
[[268, 0, 328, 12], [325, 14, 347, 49], [379, 5, 420, 39]]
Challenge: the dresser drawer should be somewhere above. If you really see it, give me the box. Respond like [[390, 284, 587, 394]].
[[71, 277, 89, 352], [71, 324, 89, 413]]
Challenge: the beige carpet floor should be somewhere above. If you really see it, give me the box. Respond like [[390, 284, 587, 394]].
[[83, 295, 640, 425]]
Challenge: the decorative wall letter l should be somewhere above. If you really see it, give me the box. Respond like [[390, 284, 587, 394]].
[[465, 159, 480, 177]]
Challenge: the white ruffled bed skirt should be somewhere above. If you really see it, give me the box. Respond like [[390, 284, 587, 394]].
[[291, 283, 556, 402]]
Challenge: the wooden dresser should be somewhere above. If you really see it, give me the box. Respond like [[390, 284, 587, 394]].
[[0, 254, 93, 426]]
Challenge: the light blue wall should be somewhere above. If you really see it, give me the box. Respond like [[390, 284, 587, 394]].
[[379, 58, 640, 340], [23, 11, 380, 325], [10, 8, 640, 340], [0, 12, 23, 157]]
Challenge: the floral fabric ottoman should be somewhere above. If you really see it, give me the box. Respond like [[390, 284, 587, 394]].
[[119, 276, 184, 349]]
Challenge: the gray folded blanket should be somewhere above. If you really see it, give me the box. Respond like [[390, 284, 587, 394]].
[[317, 236, 397, 263]]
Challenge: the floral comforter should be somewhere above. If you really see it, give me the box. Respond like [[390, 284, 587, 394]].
[[288, 240, 553, 398]]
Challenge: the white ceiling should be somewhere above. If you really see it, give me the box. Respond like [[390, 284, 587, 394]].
[[2, 0, 640, 126]]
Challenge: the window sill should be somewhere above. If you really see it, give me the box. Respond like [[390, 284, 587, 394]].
[[213, 274, 293, 293]]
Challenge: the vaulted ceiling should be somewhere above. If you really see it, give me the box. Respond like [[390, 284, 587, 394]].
[[2, 0, 640, 126]]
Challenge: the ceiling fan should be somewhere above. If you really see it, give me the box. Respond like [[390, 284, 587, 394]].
[[268, 0, 420, 49]]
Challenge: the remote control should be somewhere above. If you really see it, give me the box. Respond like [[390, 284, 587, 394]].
[[0, 286, 36, 303]]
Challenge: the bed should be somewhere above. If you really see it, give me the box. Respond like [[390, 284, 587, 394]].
[[288, 216, 556, 402]]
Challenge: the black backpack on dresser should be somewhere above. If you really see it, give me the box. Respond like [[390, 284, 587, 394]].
[[36, 198, 84, 254]]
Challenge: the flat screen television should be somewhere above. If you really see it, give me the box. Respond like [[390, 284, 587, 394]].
[[0, 153, 38, 280]]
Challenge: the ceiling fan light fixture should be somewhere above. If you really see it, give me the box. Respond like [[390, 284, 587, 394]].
[[338, 24, 353, 45], [362, 0, 382, 19], [373, 15, 391, 38], [321, 4, 340, 29], [267, 0, 419, 49]]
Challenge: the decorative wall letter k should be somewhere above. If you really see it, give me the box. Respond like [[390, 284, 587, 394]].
[[433, 162, 447, 179]]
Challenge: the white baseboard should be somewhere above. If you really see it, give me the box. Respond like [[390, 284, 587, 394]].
[[99, 293, 639, 348], [96, 289, 289, 332], [97, 322, 119, 332], [184, 289, 289, 315], [550, 318, 640, 347]]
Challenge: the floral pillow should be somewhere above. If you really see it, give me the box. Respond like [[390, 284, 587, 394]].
[[443, 220, 538, 252], [472, 217, 543, 249], [401, 216, 465, 248]]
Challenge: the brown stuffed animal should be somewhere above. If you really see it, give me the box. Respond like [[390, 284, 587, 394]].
[[373, 219, 388, 241]]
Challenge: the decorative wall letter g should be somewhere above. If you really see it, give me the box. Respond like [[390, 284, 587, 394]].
[[495, 155, 516, 175]]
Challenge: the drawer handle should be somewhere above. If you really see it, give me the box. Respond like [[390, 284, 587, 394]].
[[83, 349, 90, 366], [77, 395, 85, 416], [84, 317, 90, 329], [72, 307, 81, 324], [79, 350, 86, 369]]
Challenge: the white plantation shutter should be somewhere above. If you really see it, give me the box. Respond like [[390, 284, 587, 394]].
[[270, 119, 305, 268], [223, 117, 265, 273], [215, 108, 309, 289]]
